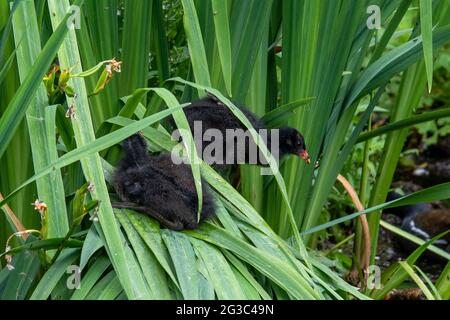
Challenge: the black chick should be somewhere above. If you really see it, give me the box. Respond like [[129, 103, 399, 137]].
[[112, 133, 215, 230], [384, 192, 450, 259], [171, 96, 310, 166]]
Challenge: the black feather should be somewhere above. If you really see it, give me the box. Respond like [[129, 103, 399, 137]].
[[113, 134, 215, 230]]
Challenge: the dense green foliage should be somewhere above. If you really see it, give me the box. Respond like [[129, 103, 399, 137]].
[[0, 0, 449, 300]]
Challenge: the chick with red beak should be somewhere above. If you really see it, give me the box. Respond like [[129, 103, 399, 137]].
[[279, 127, 310, 164], [174, 96, 311, 166]]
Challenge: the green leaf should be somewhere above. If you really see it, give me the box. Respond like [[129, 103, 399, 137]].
[[0, 0, 21, 66], [370, 230, 450, 299], [71, 256, 111, 300], [436, 262, 450, 300], [413, 265, 441, 300], [211, 0, 232, 95], [124, 210, 179, 287], [30, 249, 80, 300], [0, 48, 17, 85], [110, 88, 151, 132], [0, 0, 78, 158], [181, 0, 211, 92], [419, 0, 433, 92], [398, 261, 435, 300], [302, 182, 450, 236], [190, 237, 246, 299], [357, 107, 450, 143], [151, 0, 170, 84], [161, 231, 201, 299], [84, 270, 116, 299], [349, 26, 450, 104], [380, 220, 450, 260], [229, 0, 273, 102], [79, 226, 104, 271], [47, 0, 150, 300], [96, 275, 123, 300], [187, 224, 319, 299], [120, 0, 153, 97], [0, 236, 41, 300], [222, 250, 271, 300], [117, 211, 172, 299], [261, 97, 316, 128]]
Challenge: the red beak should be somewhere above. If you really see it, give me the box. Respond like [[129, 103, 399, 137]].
[[299, 150, 311, 164]]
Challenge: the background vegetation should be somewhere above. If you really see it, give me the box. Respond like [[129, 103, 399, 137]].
[[0, 0, 449, 300]]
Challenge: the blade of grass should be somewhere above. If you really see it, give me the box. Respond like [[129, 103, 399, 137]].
[[229, 0, 273, 102], [0, 1, 76, 158], [190, 237, 247, 299], [211, 0, 231, 95], [119, 0, 152, 97], [96, 275, 123, 300], [186, 224, 319, 300], [221, 250, 271, 300], [370, 0, 412, 62], [84, 269, 116, 299], [47, 0, 152, 299], [435, 262, 450, 300], [30, 249, 79, 300], [0, 48, 17, 85], [181, 0, 211, 94], [380, 220, 450, 260], [370, 230, 450, 299], [1, 238, 83, 258], [79, 0, 120, 128], [161, 231, 202, 299], [117, 211, 172, 299], [240, 20, 269, 214], [0, 236, 40, 300], [12, 0, 69, 240], [419, 0, 433, 92], [398, 261, 435, 300], [413, 265, 442, 300], [70, 255, 111, 300], [124, 210, 179, 288], [261, 97, 316, 128], [151, 0, 170, 84], [302, 183, 450, 236], [357, 107, 450, 143], [0, 0, 21, 66], [79, 226, 103, 271]]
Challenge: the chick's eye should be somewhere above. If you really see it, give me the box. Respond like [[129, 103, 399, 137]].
[[125, 181, 142, 195]]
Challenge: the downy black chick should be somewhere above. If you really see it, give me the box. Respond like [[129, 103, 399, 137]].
[[170, 95, 310, 166], [113, 133, 215, 230], [384, 192, 450, 260]]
